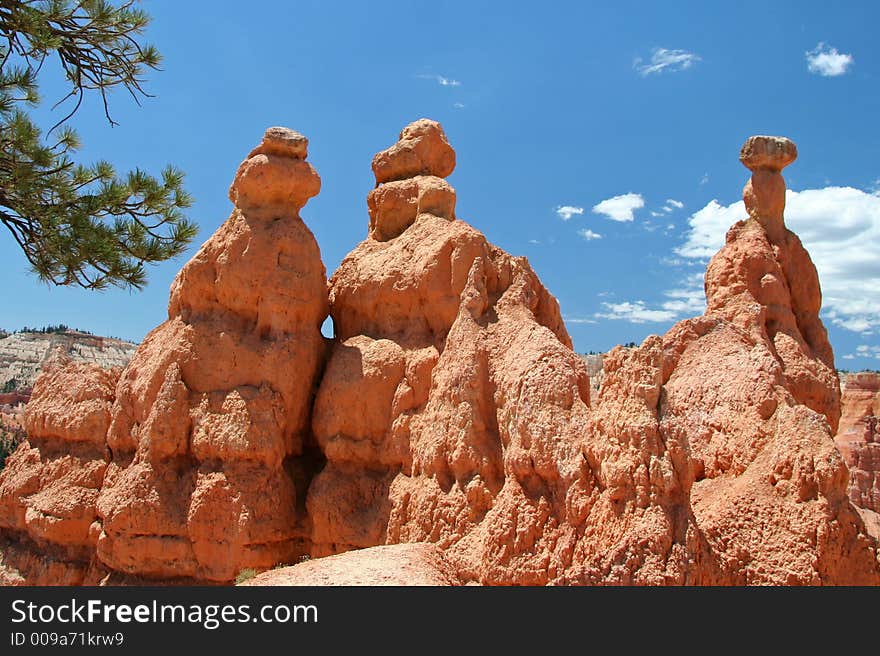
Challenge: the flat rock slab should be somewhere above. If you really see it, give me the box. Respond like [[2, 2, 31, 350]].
[[242, 543, 462, 586]]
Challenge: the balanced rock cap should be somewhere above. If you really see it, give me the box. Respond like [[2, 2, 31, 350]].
[[372, 118, 456, 184], [739, 135, 797, 172], [231, 127, 320, 210], [248, 126, 309, 160]]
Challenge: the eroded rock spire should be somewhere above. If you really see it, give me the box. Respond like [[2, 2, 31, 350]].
[[1, 124, 878, 587], [367, 119, 457, 241], [94, 127, 329, 582], [740, 135, 797, 242]]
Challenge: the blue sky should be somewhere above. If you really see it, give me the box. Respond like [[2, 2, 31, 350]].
[[2, 0, 879, 370]]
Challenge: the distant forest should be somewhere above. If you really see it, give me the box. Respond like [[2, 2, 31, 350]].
[[0, 325, 92, 337]]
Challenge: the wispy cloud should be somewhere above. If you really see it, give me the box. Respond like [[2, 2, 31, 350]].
[[653, 199, 685, 216], [856, 345, 880, 358], [592, 193, 644, 222], [593, 273, 705, 325], [453, 102, 465, 109], [700, 173, 710, 186], [556, 205, 584, 220], [660, 273, 705, 315], [806, 43, 854, 77], [578, 228, 602, 241], [416, 74, 462, 87], [634, 48, 701, 76], [677, 186, 880, 335], [565, 317, 599, 325], [595, 301, 678, 324]]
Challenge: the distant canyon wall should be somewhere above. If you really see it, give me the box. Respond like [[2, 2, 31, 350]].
[[0, 331, 137, 396], [835, 372, 880, 514]]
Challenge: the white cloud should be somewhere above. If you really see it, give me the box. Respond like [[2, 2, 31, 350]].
[[528, 239, 541, 245], [596, 301, 678, 323], [856, 345, 880, 358], [453, 102, 465, 109], [677, 187, 880, 335], [416, 74, 462, 87], [565, 317, 599, 325], [556, 205, 584, 221], [676, 199, 745, 259], [635, 48, 701, 76], [700, 173, 710, 185], [578, 229, 602, 241], [660, 273, 706, 315], [843, 345, 880, 362], [806, 43, 854, 77], [592, 272, 706, 325], [655, 198, 685, 215], [592, 193, 645, 222]]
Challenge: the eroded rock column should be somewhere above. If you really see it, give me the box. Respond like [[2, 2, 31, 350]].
[[0, 361, 117, 584], [308, 120, 596, 583], [94, 128, 329, 582], [706, 136, 839, 429]]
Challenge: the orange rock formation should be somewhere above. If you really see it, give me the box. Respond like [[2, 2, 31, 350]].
[[305, 128, 879, 585], [93, 127, 329, 582], [0, 360, 117, 584], [0, 123, 877, 586], [835, 372, 880, 514]]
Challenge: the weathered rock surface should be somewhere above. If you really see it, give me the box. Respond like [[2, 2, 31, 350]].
[[243, 543, 462, 586], [306, 127, 880, 585], [0, 360, 116, 585], [1, 123, 877, 586], [835, 372, 880, 514], [93, 127, 329, 583], [0, 331, 137, 394], [371, 119, 455, 184], [581, 353, 605, 395]]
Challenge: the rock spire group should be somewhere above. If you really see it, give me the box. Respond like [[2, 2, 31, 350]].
[[1, 122, 877, 586]]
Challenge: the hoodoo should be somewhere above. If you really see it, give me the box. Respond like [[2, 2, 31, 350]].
[[305, 127, 880, 584], [306, 119, 584, 578], [92, 127, 329, 582], [1, 124, 878, 586]]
